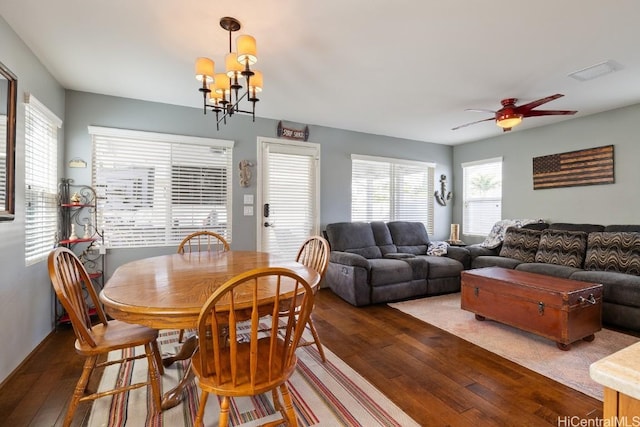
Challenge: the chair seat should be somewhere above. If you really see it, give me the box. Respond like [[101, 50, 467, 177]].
[[74, 320, 159, 356], [192, 338, 297, 397]]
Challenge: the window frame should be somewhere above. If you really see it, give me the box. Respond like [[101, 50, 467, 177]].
[[89, 126, 234, 249], [351, 154, 435, 235], [461, 157, 503, 237], [24, 93, 61, 265]]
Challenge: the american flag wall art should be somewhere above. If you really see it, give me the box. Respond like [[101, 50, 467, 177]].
[[532, 145, 614, 190]]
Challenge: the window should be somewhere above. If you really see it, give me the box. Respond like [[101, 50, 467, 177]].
[[462, 157, 502, 236], [351, 154, 435, 234], [90, 126, 234, 248], [25, 94, 61, 265]]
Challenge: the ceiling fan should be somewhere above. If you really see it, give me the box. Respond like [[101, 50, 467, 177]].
[[452, 94, 577, 132]]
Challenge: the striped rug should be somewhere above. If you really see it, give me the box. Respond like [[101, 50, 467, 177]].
[[88, 329, 419, 426]]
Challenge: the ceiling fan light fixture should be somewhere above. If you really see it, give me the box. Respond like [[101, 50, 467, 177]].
[[496, 112, 523, 129]]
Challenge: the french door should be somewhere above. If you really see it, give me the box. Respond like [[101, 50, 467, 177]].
[[257, 137, 320, 259]]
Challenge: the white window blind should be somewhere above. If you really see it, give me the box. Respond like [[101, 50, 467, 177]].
[[25, 94, 61, 265], [462, 157, 503, 236], [351, 154, 435, 234], [263, 144, 318, 259], [90, 126, 234, 248]]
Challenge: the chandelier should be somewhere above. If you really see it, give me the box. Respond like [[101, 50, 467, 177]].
[[195, 17, 263, 130]]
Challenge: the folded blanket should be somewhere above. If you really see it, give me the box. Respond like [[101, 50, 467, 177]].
[[481, 219, 541, 249]]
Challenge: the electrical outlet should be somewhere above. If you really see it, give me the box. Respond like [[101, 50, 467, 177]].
[[99, 246, 106, 254]]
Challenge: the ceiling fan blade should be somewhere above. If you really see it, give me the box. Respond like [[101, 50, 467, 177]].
[[451, 117, 494, 130], [523, 109, 577, 117], [515, 94, 564, 112], [465, 108, 496, 114]]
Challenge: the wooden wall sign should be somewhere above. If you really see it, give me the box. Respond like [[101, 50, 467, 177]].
[[532, 145, 614, 190], [277, 121, 309, 141]]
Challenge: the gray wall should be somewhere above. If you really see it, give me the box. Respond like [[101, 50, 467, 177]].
[[0, 16, 65, 384], [64, 90, 454, 278], [452, 103, 640, 244]]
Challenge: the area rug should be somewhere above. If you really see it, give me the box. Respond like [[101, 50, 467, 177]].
[[389, 293, 640, 401], [88, 329, 419, 427]]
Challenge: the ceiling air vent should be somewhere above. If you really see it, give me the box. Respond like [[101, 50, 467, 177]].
[[568, 60, 623, 82]]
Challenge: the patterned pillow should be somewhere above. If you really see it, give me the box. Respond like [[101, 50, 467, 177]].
[[534, 230, 587, 268], [481, 219, 542, 249], [427, 241, 448, 256], [499, 228, 542, 263], [584, 232, 640, 275]]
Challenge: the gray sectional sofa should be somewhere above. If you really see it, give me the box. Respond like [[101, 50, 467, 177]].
[[324, 221, 469, 306], [469, 223, 640, 331], [325, 220, 640, 333]]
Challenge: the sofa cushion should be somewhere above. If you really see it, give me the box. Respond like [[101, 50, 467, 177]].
[[584, 232, 640, 275], [515, 262, 581, 279], [604, 225, 640, 232], [347, 246, 383, 259], [325, 222, 382, 259], [499, 227, 542, 263], [418, 255, 464, 279], [371, 221, 397, 255], [534, 229, 587, 268], [548, 223, 605, 233], [401, 257, 430, 280], [570, 270, 640, 307], [472, 255, 522, 269], [387, 221, 430, 254], [368, 258, 414, 287]]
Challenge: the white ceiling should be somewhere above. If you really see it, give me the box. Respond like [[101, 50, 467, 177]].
[[2, 0, 640, 145]]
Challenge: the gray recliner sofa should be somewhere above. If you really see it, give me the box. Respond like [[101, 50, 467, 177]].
[[324, 221, 469, 306]]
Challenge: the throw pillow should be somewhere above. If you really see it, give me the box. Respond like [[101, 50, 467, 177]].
[[427, 241, 448, 256], [534, 229, 588, 268], [584, 232, 640, 275], [481, 219, 541, 249], [499, 228, 542, 263]]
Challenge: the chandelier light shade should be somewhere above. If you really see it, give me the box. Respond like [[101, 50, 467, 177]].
[[225, 53, 243, 78], [236, 35, 257, 65], [195, 58, 214, 82], [195, 17, 262, 129]]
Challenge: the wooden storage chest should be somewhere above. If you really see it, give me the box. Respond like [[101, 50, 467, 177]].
[[461, 267, 603, 350]]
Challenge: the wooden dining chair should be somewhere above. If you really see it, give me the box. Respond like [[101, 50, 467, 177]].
[[176, 230, 231, 342], [192, 267, 315, 427], [292, 236, 330, 362], [177, 230, 230, 254], [48, 247, 163, 427]]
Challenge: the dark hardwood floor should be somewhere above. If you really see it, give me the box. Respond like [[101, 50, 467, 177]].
[[0, 289, 605, 426]]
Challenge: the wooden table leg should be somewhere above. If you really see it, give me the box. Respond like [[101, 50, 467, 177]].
[[160, 335, 199, 410], [161, 360, 196, 410], [162, 335, 197, 367]]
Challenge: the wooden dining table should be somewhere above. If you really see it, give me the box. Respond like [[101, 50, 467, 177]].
[[99, 250, 320, 409]]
